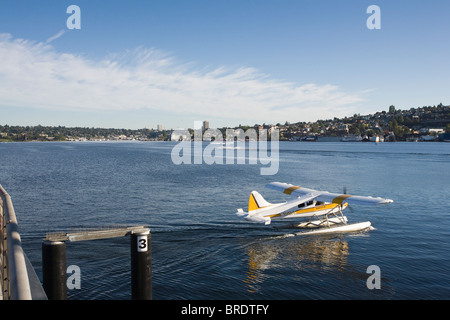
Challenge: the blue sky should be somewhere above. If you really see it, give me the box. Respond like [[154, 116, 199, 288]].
[[0, 0, 449, 129]]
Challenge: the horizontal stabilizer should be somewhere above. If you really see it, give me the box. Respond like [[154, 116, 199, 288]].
[[246, 215, 271, 225], [236, 208, 246, 217], [235, 209, 271, 225]]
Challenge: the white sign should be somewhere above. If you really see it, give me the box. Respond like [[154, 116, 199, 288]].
[[137, 235, 148, 252]]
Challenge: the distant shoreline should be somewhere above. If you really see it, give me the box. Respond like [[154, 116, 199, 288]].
[[1, 137, 449, 143], [1, 104, 449, 142]]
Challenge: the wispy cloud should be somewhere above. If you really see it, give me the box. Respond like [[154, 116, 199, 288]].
[[0, 33, 364, 126], [45, 29, 65, 44]]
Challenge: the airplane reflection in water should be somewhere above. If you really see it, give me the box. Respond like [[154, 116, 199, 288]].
[[243, 234, 362, 295]]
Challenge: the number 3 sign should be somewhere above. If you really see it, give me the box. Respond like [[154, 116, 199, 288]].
[[137, 235, 148, 252]]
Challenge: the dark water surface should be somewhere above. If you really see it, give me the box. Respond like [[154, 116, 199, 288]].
[[1, 141, 449, 299]]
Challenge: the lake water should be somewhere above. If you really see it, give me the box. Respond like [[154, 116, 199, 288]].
[[1, 141, 449, 300]]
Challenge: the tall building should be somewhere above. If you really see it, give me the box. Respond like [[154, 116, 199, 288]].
[[157, 124, 163, 131], [203, 121, 209, 131]]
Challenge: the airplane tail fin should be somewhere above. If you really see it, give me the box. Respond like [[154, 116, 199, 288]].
[[248, 191, 272, 212]]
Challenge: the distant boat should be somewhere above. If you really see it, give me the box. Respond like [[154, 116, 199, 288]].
[[420, 135, 436, 142], [341, 134, 362, 142], [301, 135, 318, 142]]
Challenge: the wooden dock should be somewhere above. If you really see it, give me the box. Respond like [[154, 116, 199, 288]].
[[44, 225, 149, 242], [2, 183, 152, 300]]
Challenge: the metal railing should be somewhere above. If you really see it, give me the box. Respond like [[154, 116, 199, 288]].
[[0, 185, 33, 300]]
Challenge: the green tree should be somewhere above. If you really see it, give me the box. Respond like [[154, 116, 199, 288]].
[[53, 134, 66, 141], [389, 118, 398, 131]]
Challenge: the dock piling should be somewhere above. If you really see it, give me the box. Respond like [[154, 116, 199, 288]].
[[42, 226, 151, 300], [131, 230, 152, 300], [42, 240, 67, 300]]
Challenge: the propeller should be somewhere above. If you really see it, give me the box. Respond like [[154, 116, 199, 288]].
[[343, 186, 354, 213]]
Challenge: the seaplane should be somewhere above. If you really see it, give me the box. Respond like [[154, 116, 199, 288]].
[[236, 182, 393, 235]]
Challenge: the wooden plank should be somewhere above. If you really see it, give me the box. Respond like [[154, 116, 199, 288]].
[[44, 226, 150, 242]]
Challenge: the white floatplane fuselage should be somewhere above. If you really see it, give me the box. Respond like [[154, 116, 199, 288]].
[[236, 190, 348, 226]]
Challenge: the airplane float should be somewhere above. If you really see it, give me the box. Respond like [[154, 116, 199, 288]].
[[236, 182, 393, 235]]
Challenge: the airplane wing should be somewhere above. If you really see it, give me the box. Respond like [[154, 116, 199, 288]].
[[266, 182, 393, 205]]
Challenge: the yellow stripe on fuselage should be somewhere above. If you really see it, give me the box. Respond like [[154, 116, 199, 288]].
[[267, 203, 340, 218], [294, 203, 339, 214]]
